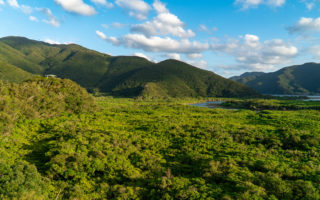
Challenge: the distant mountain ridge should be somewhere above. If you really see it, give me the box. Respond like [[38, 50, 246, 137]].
[[230, 72, 265, 82], [0, 36, 259, 98], [232, 62, 320, 95]]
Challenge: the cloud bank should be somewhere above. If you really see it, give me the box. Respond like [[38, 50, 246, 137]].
[[235, 0, 286, 9], [212, 34, 298, 71], [54, 0, 96, 16]]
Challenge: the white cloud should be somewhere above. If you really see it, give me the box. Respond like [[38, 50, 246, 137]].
[[309, 45, 320, 59], [153, 0, 168, 13], [263, 39, 298, 56], [111, 22, 127, 28], [45, 39, 62, 45], [301, 0, 320, 10], [212, 27, 219, 32], [300, 0, 320, 10], [199, 24, 209, 33], [133, 52, 151, 61], [115, 0, 151, 20], [161, 53, 207, 69], [44, 39, 73, 45], [131, 0, 195, 38], [198, 25, 218, 34], [54, 0, 96, 16], [131, 13, 195, 38], [37, 8, 60, 27], [166, 53, 181, 60], [212, 34, 298, 71], [4, 0, 34, 15], [187, 60, 208, 69], [91, 0, 113, 8], [306, 2, 314, 10], [98, 32, 210, 54], [267, 0, 286, 6], [7, 0, 19, 7], [20, 5, 32, 14], [96, 30, 107, 40], [288, 17, 320, 36], [29, 16, 38, 22], [116, 0, 150, 13], [236, 0, 263, 8], [243, 34, 260, 48], [187, 53, 203, 59], [98, 0, 205, 60], [235, 0, 285, 9], [159, 53, 207, 69], [102, 24, 109, 29]]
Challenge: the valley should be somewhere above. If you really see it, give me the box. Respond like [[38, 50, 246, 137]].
[[0, 78, 319, 199], [0, 37, 319, 200], [2, 0, 320, 199]]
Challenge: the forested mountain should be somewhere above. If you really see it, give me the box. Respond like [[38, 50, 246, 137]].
[[230, 72, 265, 82], [0, 59, 33, 82], [232, 63, 320, 95], [0, 36, 258, 98]]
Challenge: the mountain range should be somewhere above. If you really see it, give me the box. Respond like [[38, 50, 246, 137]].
[[0, 36, 258, 98], [231, 63, 320, 95]]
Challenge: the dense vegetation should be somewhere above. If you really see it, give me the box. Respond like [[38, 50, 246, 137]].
[[0, 59, 33, 83], [222, 99, 320, 111], [0, 36, 258, 98], [0, 78, 319, 199], [230, 72, 265, 82], [0, 77, 95, 134], [232, 62, 320, 95]]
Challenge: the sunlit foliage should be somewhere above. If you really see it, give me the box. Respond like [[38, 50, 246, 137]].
[[0, 79, 319, 199]]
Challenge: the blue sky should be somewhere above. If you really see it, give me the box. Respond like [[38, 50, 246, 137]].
[[1, 0, 320, 77]]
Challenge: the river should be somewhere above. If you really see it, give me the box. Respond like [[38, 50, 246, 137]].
[[190, 101, 224, 108], [271, 95, 320, 101], [190, 95, 320, 109], [189, 101, 239, 110]]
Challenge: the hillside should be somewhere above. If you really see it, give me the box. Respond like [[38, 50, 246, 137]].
[[110, 59, 260, 97], [0, 36, 258, 98], [0, 36, 112, 88], [0, 59, 33, 82], [0, 77, 95, 134], [232, 63, 320, 95], [230, 72, 265, 82]]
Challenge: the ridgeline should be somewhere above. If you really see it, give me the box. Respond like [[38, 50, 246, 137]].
[[231, 62, 320, 95], [0, 36, 258, 98]]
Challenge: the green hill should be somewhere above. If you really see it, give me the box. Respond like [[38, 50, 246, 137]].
[[0, 77, 95, 134], [0, 36, 112, 88], [0, 40, 45, 74], [40, 44, 111, 88], [230, 72, 265, 82], [102, 59, 259, 98], [232, 63, 320, 95], [0, 59, 33, 82], [0, 36, 258, 98]]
